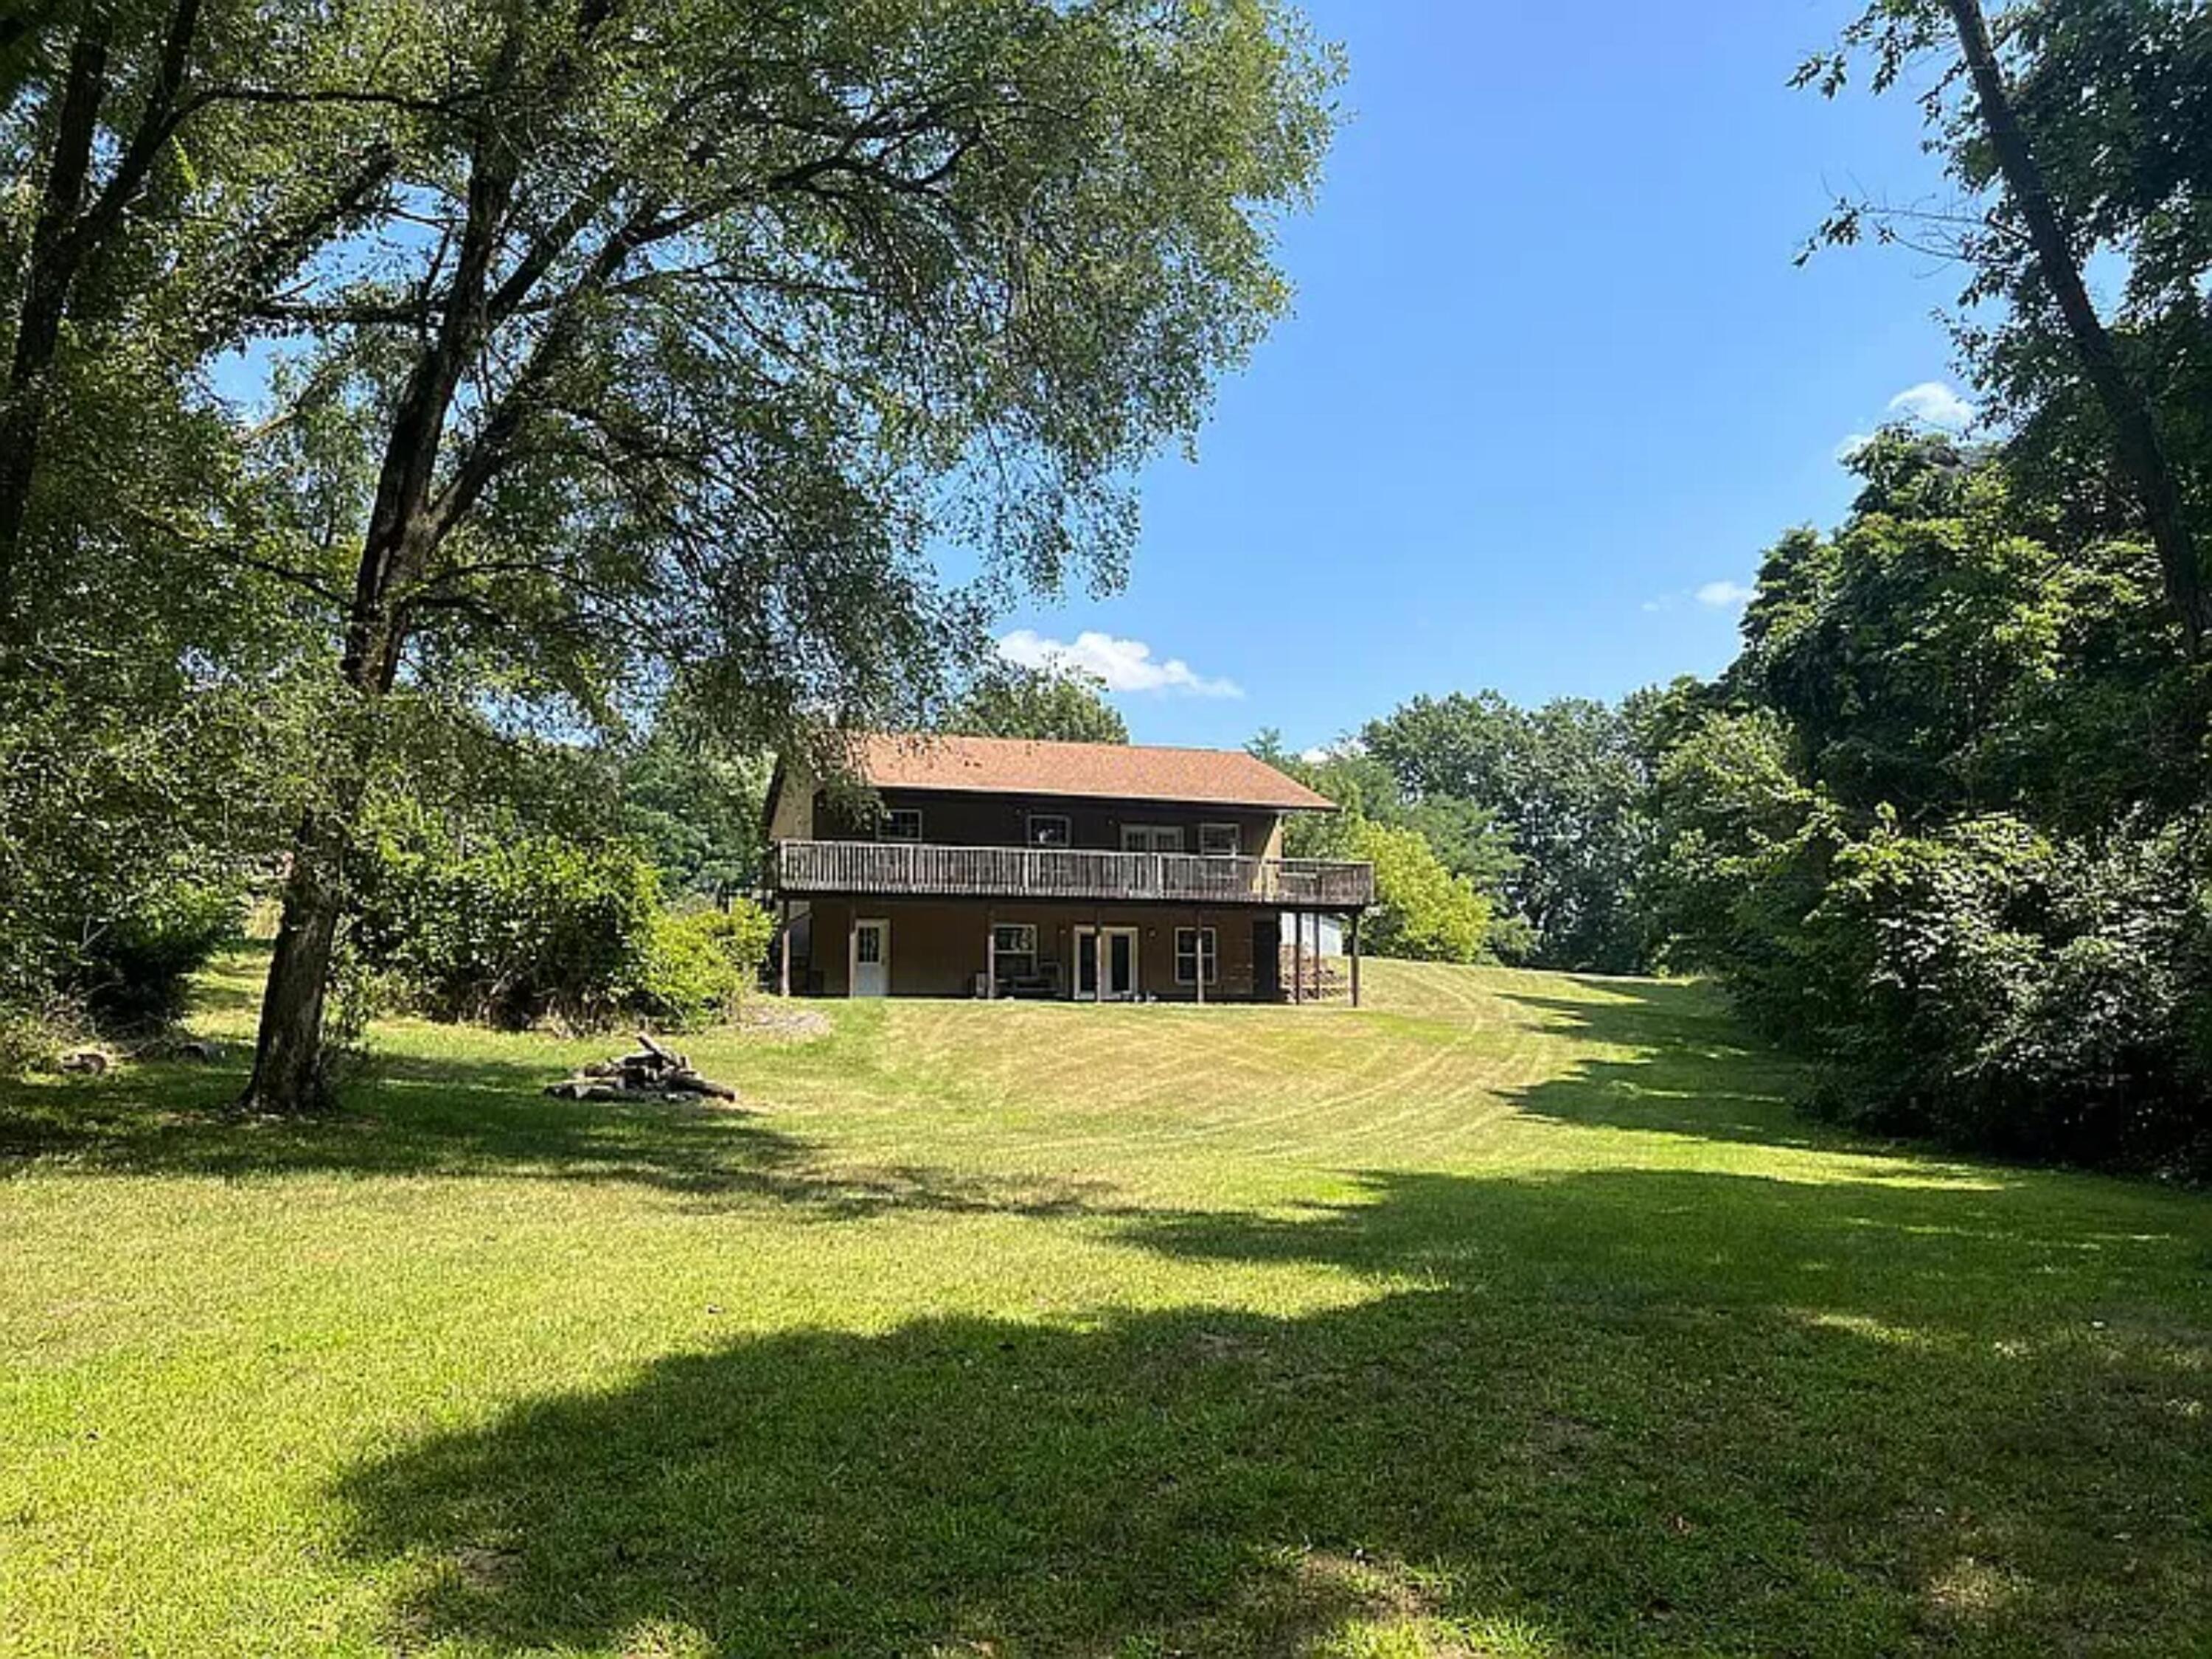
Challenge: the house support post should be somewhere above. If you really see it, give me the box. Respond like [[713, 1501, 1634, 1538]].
[[1292, 911, 1304, 1006], [779, 897, 792, 998], [846, 911, 858, 1000], [1194, 910, 1205, 1006], [1349, 910, 1361, 1009], [985, 907, 997, 1001]]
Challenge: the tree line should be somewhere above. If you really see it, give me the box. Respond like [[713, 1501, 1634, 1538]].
[[1248, 0, 2212, 1174]]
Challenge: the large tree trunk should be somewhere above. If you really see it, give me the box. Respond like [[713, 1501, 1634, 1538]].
[[237, 571, 407, 1113], [238, 46, 524, 1113], [239, 807, 357, 1111], [0, 0, 204, 633], [235, 523, 414, 1113], [1943, 0, 2212, 656]]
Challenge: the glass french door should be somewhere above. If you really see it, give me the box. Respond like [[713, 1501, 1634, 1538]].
[[1072, 926, 1138, 1001]]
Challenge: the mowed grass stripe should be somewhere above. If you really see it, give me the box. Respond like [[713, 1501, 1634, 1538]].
[[1, 953, 2206, 1657]]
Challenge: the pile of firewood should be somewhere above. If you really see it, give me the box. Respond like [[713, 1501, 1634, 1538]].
[[544, 1032, 737, 1102]]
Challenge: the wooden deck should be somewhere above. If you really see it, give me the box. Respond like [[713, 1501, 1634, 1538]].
[[768, 840, 1374, 908]]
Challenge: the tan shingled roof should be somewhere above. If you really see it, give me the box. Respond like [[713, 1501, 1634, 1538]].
[[845, 733, 1338, 811]]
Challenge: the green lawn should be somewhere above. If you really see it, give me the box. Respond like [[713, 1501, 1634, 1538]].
[[3, 956, 2208, 1658]]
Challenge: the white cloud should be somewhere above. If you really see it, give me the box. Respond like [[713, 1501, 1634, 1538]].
[[997, 628, 1242, 698], [1696, 580, 1755, 609], [1887, 380, 1976, 431], [1834, 431, 1875, 463]]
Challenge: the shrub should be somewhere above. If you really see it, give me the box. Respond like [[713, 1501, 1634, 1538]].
[[352, 805, 773, 1031], [1348, 816, 1494, 964], [351, 812, 664, 1029], [66, 880, 242, 1027], [639, 903, 774, 1029], [1751, 808, 2212, 1175]]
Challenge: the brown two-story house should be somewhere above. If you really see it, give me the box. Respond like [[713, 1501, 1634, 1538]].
[[762, 734, 1374, 1004]]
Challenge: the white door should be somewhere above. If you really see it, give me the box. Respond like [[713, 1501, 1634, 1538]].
[[852, 918, 890, 998], [1073, 926, 1139, 1001]]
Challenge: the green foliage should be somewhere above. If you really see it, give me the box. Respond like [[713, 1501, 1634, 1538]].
[[1251, 732, 1520, 960], [1802, 810, 2212, 1169], [619, 709, 773, 903], [642, 905, 775, 1031], [1736, 431, 2202, 830], [1359, 694, 1656, 972], [351, 807, 660, 1030], [244, 0, 1341, 758], [0, 641, 313, 1033], [67, 880, 242, 1029], [1648, 435, 2212, 1173], [349, 798, 771, 1032], [1345, 816, 1492, 964], [1804, 1, 2212, 643], [940, 664, 1129, 744]]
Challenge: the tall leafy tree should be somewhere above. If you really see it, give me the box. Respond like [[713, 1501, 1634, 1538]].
[[0, 0, 399, 633], [235, 0, 1337, 1109], [1644, 434, 2212, 1169], [1360, 693, 1655, 973], [1801, 0, 2212, 653], [0, 1, 411, 1035], [939, 664, 1130, 744]]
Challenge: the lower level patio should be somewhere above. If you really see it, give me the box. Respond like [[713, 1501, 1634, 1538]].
[[779, 897, 1361, 1005]]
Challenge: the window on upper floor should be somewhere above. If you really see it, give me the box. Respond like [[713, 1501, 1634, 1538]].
[[1026, 813, 1072, 847], [880, 807, 923, 841], [1121, 824, 1184, 853], [1198, 822, 1240, 858]]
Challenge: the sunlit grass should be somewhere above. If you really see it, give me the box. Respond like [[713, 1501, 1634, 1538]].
[[3, 952, 2207, 1655]]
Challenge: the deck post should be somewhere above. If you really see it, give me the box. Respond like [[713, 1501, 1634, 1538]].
[[985, 908, 996, 1000], [1194, 910, 1205, 1006], [1291, 910, 1303, 1006], [846, 911, 859, 999], [1349, 910, 1361, 1009], [779, 897, 792, 998]]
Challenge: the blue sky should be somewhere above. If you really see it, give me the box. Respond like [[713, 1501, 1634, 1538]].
[[995, 0, 1969, 752]]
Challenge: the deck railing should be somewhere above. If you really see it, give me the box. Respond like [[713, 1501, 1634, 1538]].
[[768, 839, 1374, 908]]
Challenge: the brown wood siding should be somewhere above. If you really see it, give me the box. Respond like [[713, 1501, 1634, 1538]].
[[807, 900, 1271, 1001], [819, 790, 1285, 857]]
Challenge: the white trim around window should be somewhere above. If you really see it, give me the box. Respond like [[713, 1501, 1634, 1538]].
[[1198, 821, 1240, 858], [1174, 925, 1218, 985], [1121, 824, 1185, 853], [881, 807, 923, 841], [1026, 812, 1072, 847]]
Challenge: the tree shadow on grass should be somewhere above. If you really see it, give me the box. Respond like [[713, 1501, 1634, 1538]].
[[335, 1166, 2212, 1658], [1493, 981, 1874, 1153], [0, 1053, 1118, 1220]]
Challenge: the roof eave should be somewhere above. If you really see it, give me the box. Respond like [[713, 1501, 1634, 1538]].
[[863, 779, 1338, 813]]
